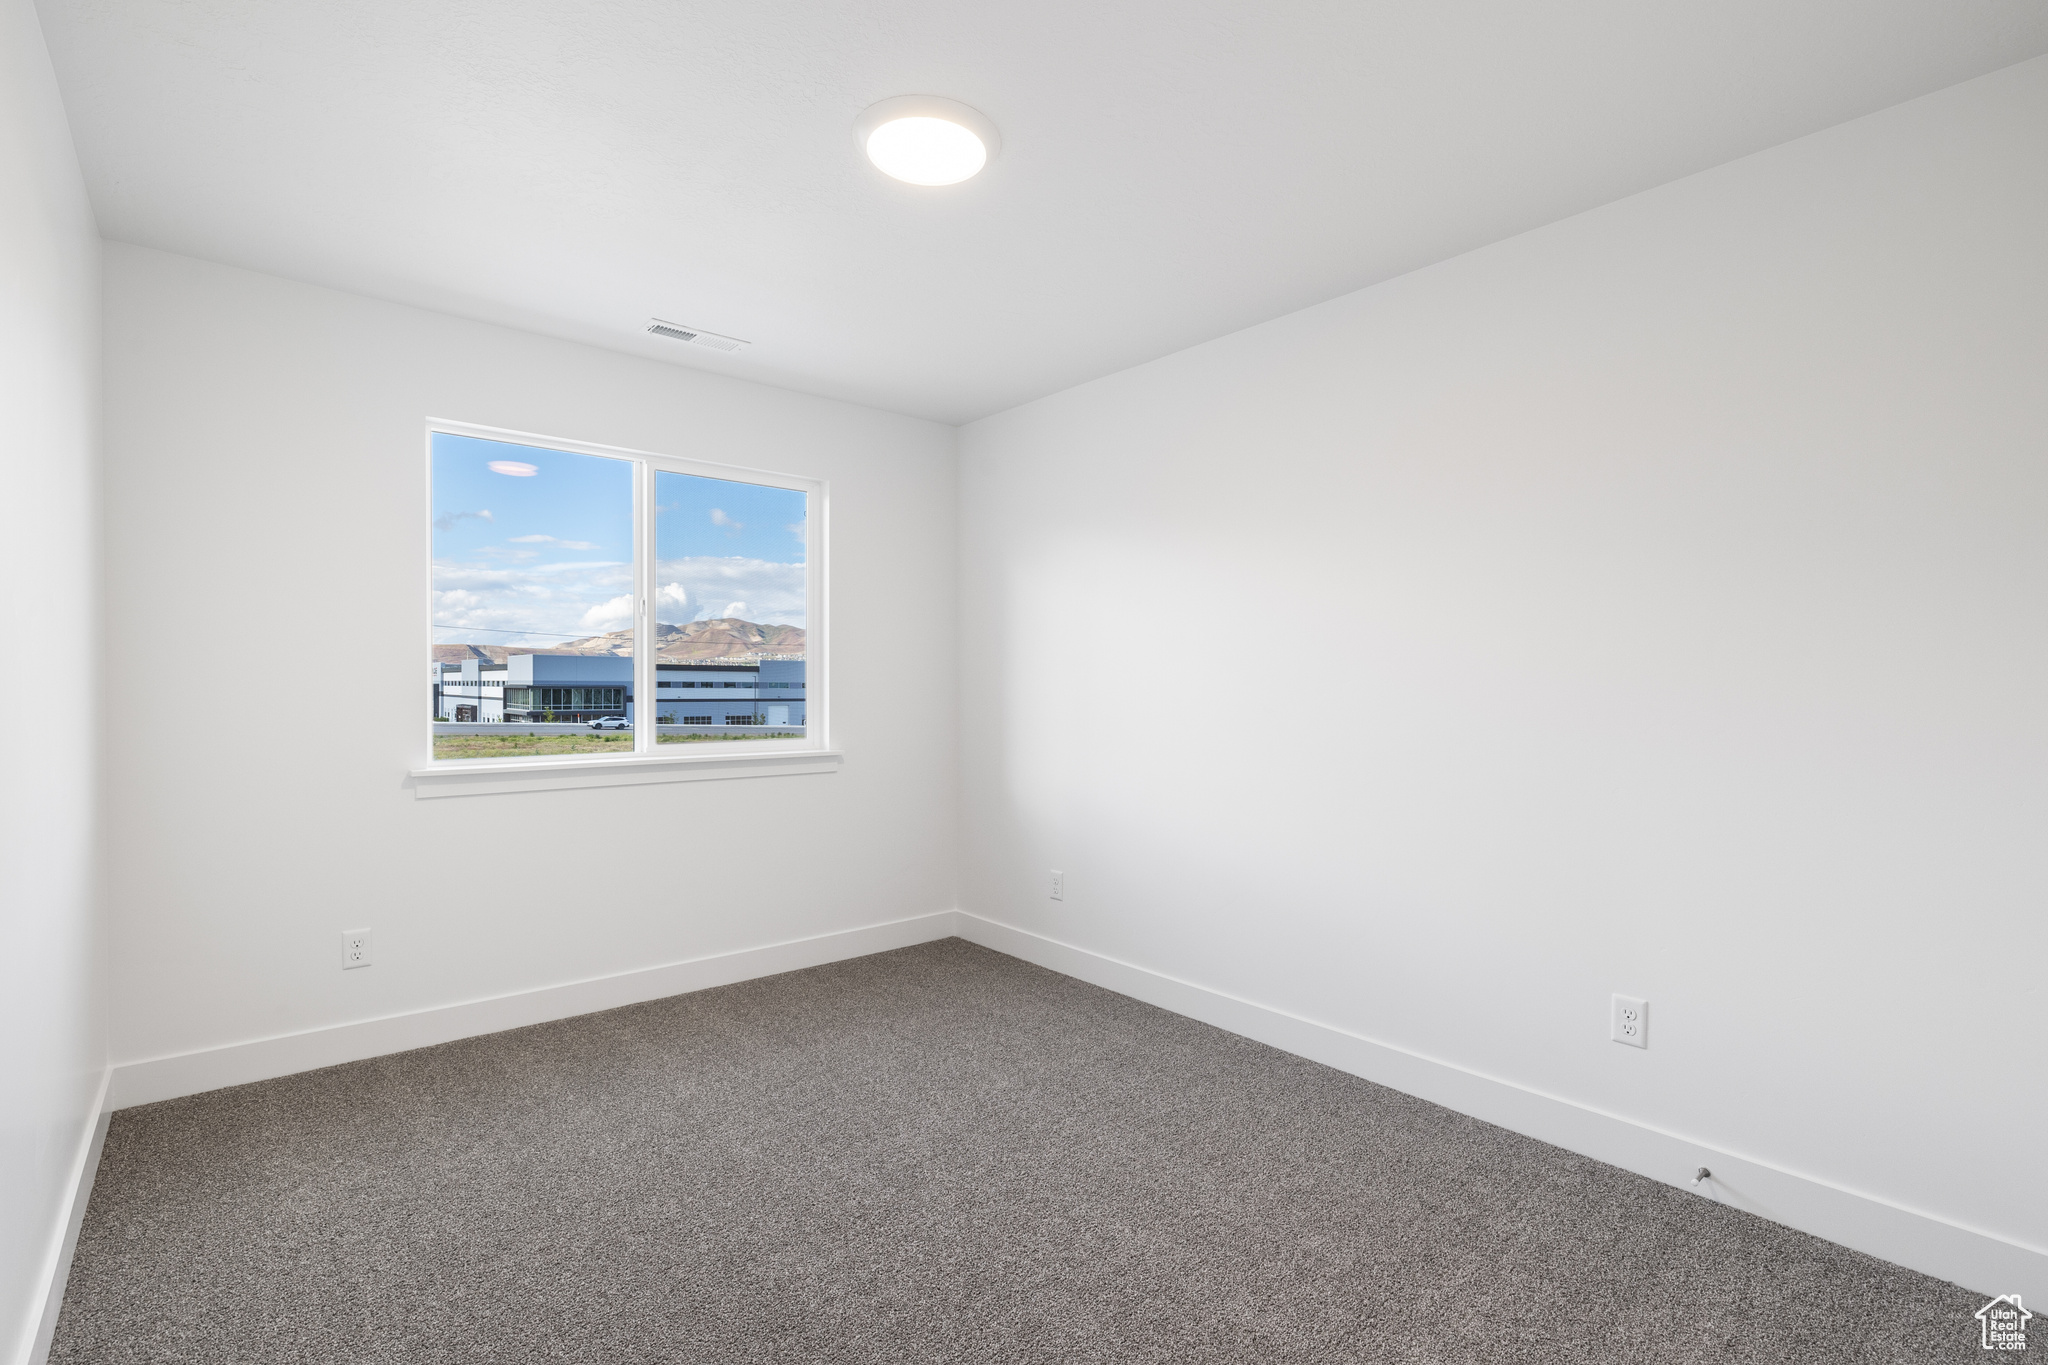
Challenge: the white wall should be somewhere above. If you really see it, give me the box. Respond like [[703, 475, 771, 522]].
[[959, 55, 2048, 1289], [102, 245, 957, 1077], [0, 0, 103, 1359]]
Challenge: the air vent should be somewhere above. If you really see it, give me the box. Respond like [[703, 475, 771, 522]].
[[648, 319, 750, 353]]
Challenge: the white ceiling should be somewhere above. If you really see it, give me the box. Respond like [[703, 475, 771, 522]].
[[38, 0, 2048, 423]]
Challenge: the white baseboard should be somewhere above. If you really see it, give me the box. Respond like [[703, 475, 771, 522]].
[[952, 911, 2046, 1305], [109, 912, 963, 1110], [94, 908, 2043, 1308], [15, 1069, 110, 1365]]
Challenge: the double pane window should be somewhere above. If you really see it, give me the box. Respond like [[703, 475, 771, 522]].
[[428, 423, 820, 764]]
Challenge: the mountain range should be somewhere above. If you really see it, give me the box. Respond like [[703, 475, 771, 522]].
[[432, 618, 804, 665]]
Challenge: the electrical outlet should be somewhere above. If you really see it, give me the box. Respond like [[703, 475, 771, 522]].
[[1048, 870, 1065, 902], [342, 929, 373, 970], [1611, 994, 1647, 1048]]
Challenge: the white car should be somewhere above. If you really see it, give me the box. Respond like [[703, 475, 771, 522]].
[[588, 716, 632, 731]]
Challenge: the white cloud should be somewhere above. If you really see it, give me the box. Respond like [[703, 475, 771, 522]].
[[580, 594, 635, 630], [430, 551, 634, 645], [508, 534, 599, 549], [433, 550, 807, 647], [433, 509, 493, 531], [710, 509, 743, 531], [652, 556, 805, 628]]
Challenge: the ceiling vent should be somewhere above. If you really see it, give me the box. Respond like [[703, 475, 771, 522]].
[[647, 319, 750, 353]]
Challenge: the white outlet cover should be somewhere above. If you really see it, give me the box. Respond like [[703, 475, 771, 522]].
[[1049, 870, 1065, 902], [1611, 994, 1648, 1048], [342, 929, 373, 970]]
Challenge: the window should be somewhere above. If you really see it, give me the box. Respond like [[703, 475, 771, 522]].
[[426, 421, 823, 779], [535, 687, 624, 711]]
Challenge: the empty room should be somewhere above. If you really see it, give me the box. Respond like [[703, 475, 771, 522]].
[[4, 1, 2045, 1361]]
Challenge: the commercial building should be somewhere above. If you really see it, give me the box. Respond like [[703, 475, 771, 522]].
[[434, 654, 806, 726]]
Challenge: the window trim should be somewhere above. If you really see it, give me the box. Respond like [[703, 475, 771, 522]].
[[414, 418, 831, 797]]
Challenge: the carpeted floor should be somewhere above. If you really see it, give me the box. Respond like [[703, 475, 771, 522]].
[[51, 938, 1986, 1363]]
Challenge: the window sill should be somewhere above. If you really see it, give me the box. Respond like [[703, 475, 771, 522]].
[[407, 747, 842, 799]]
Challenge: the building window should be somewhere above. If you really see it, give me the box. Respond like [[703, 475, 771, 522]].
[[535, 687, 624, 711], [429, 422, 821, 767]]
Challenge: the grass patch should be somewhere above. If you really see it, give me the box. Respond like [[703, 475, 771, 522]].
[[433, 731, 802, 760], [432, 733, 635, 760], [657, 731, 801, 744]]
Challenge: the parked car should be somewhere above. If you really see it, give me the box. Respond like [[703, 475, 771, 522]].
[[589, 715, 632, 731]]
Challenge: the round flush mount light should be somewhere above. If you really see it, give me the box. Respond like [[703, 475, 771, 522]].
[[487, 460, 538, 476], [855, 96, 1000, 186]]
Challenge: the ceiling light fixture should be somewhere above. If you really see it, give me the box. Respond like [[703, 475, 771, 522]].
[[854, 96, 999, 187]]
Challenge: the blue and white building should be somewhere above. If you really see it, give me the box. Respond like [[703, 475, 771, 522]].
[[434, 654, 805, 726]]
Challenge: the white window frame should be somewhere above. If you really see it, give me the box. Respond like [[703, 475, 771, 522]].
[[410, 418, 838, 798]]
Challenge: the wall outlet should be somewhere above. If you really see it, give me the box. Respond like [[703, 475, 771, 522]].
[[1048, 870, 1065, 901], [342, 929, 373, 970], [1611, 994, 1647, 1048]]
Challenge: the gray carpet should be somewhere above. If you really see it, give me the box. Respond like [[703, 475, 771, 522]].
[[51, 938, 1986, 1363]]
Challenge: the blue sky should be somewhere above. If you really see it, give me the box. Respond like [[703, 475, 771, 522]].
[[655, 469, 806, 630], [431, 433, 807, 646]]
